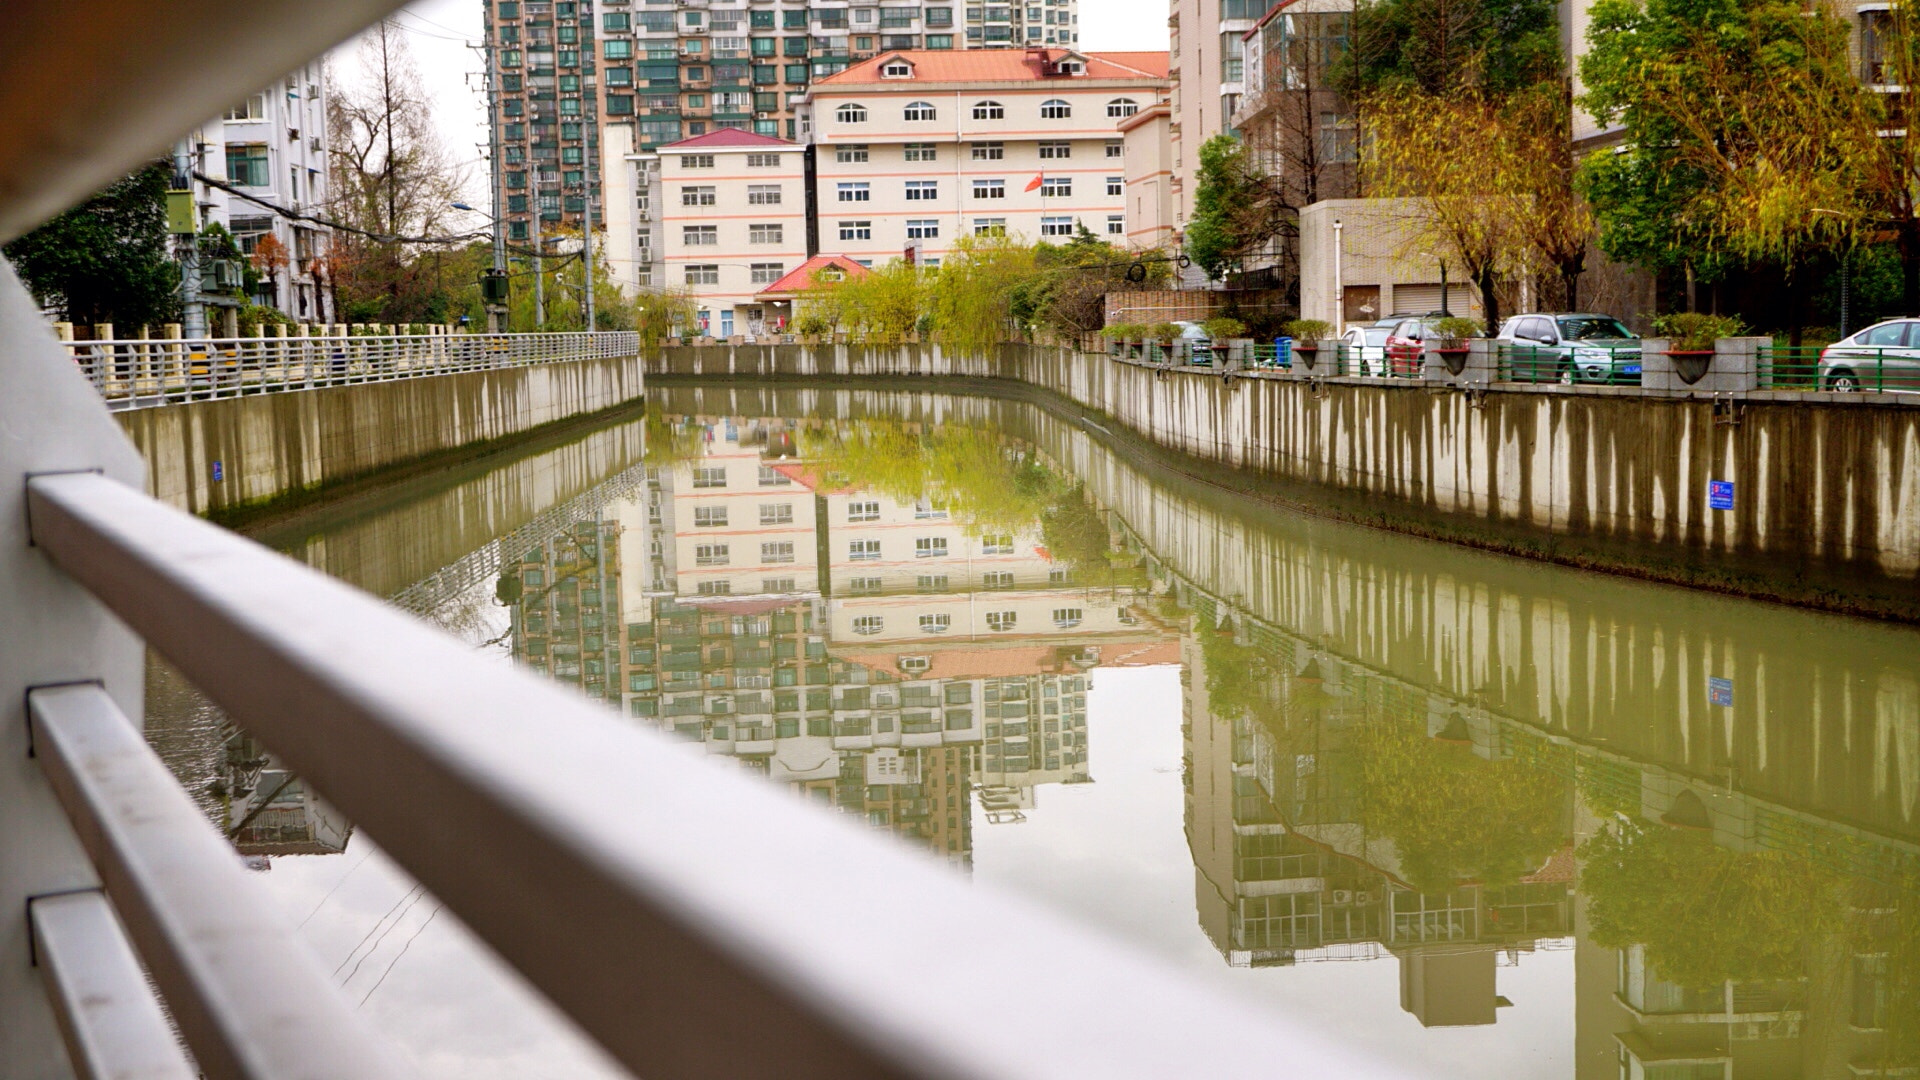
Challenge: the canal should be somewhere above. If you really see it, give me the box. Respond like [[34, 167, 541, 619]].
[[148, 382, 1920, 1079]]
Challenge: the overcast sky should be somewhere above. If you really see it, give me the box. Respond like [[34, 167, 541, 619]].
[[329, 0, 1172, 208]]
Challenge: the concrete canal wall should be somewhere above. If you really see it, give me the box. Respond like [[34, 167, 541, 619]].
[[651, 342, 1920, 621], [118, 352, 647, 517]]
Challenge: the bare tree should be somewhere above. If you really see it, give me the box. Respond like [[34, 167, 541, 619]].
[[326, 20, 466, 321]]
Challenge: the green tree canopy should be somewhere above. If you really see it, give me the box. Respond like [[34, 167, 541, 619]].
[[1186, 135, 1291, 280], [1338, 0, 1562, 97], [4, 160, 181, 328]]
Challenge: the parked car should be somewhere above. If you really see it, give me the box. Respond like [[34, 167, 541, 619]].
[[1340, 324, 1394, 376], [1819, 319, 1920, 391], [1496, 312, 1642, 384], [1382, 317, 1448, 375], [1172, 320, 1213, 363]]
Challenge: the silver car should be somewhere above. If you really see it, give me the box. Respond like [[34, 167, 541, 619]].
[[1496, 312, 1642, 384], [1819, 319, 1920, 391], [1340, 324, 1393, 377]]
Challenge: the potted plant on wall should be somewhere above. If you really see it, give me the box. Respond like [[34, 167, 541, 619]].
[[1102, 322, 1141, 357], [793, 313, 830, 345], [1282, 319, 1332, 371], [1651, 313, 1746, 384], [1148, 323, 1181, 364], [1202, 316, 1249, 366], [1430, 316, 1482, 376]]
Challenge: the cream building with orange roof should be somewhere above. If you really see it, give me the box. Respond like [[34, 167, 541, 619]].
[[800, 48, 1170, 265]]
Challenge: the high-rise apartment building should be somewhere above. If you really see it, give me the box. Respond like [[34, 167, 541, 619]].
[[481, 0, 1082, 254]]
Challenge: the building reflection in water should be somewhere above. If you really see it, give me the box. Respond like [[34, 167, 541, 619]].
[[1153, 534, 1919, 1076], [501, 413, 1179, 866]]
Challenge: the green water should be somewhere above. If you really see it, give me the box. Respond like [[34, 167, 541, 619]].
[[150, 384, 1920, 1078]]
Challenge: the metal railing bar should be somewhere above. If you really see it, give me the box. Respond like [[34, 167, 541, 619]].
[[24, 471, 1413, 1080], [26, 683, 420, 1080], [27, 889, 199, 1080]]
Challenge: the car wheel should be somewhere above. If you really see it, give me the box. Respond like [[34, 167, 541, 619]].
[[1829, 370, 1861, 392]]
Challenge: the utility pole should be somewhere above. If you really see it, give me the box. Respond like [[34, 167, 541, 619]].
[[172, 137, 206, 339], [473, 42, 509, 331], [582, 173, 596, 330], [530, 109, 545, 330]]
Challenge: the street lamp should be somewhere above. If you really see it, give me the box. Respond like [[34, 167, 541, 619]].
[[1332, 217, 1345, 336]]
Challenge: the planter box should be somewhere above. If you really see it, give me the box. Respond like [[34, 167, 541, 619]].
[[1640, 337, 1762, 393], [1422, 340, 1496, 384]]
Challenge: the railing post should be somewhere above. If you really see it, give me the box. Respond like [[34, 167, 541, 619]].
[[0, 259, 148, 1080]]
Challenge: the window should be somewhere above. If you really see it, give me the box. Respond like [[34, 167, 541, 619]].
[[915, 537, 949, 558], [683, 225, 717, 246], [757, 465, 792, 486], [762, 541, 796, 563], [981, 533, 1013, 554], [837, 181, 871, 201], [1040, 216, 1074, 236], [692, 466, 727, 488], [836, 144, 869, 163], [1040, 98, 1071, 119], [972, 100, 1004, 119], [927, 6, 954, 25], [904, 142, 937, 162], [685, 264, 720, 285], [848, 500, 880, 521], [972, 179, 1005, 199], [1106, 214, 1124, 235], [694, 506, 729, 527], [605, 39, 634, 59], [971, 142, 1004, 160], [746, 153, 781, 167], [750, 262, 784, 284], [1038, 141, 1070, 159], [836, 103, 868, 123], [1106, 176, 1123, 196], [853, 616, 885, 635], [607, 94, 635, 114], [1052, 607, 1083, 628], [906, 219, 940, 239], [986, 611, 1017, 632], [682, 185, 716, 206], [223, 93, 266, 121], [749, 223, 784, 244], [1107, 97, 1140, 118], [764, 578, 797, 594], [760, 503, 794, 524], [905, 180, 938, 201], [696, 581, 733, 596], [849, 540, 882, 561], [695, 544, 731, 566], [971, 218, 1006, 236], [1105, 139, 1122, 158], [982, 570, 1014, 588], [849, 576, 883, 593], [917, 573, 949, 591], [839, 220, 872, 241], [1041, 176, 1072, 197], [927, 34, 954, 47], [883, 61, 914, 78], [747, 184, 782, 205], [683, 154, 715, 169], [920, 614, 952, 633], [225, 144, 269, 187], [904, 100, 937, 120]]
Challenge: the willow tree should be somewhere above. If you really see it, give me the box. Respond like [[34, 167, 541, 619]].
[[803, 259, 929, 344], [926, 235, 1038, 353]]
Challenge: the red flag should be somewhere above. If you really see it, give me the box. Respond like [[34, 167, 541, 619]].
[[1025, 174, 1044, 192]]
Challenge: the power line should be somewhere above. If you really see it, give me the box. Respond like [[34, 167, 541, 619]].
[[192, 170, 491, 247]]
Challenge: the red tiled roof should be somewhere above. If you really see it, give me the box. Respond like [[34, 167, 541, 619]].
[[757, 254, 869, 297], [659, 128, 798, 150], [815, 49, 1169, 87]]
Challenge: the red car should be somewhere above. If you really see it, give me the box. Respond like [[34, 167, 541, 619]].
[[1382, 317, 1443, 375]]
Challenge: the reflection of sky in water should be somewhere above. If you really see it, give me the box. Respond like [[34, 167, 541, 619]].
[[144, 396, 1919, 1078]]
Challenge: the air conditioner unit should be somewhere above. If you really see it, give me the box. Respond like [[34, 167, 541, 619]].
[[637, 210, 650, 221], [1330, 890, 1354, 905], [1354, 891, 1378, 905]]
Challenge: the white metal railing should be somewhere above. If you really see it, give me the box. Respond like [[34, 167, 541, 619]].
[[15, 468, 1422, 1080], [60, 331, 641, 411]]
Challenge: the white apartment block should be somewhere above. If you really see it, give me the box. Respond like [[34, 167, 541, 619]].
[[182, 65, 334, 323], [655, 129, 811, 337], [1168, 0, 1272, 276], [666, 430, 820, 599], [802, 49, 1170, 264]]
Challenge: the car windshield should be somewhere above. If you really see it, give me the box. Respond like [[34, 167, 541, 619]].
[[1556, 316, 1634, 341], [1365, 328, 1393, 345]]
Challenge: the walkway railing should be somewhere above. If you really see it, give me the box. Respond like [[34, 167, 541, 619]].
[[61, 331, 640, 412]]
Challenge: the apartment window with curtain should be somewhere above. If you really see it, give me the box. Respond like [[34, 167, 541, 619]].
[[225, 144, 270, 187]]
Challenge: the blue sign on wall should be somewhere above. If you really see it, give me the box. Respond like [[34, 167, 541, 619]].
[[211, 460, 223, 482], [1709, 479, 1734, 510], [1708, 677, 1734, 707]]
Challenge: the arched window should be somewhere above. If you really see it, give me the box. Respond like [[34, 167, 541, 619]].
[[835, 102, 868, 123], [1040, 98, 1071, 119], [972, 99, 1004, 120], [904, 100, 936, 121], [1107, 97, 1139, 118]]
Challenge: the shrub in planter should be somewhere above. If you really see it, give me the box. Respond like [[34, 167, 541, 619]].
[[1432, 317, 1482, 347], [1102, 322, 1143, 353], [1651, 312, 1747, 383], [1200, 316, 1248, 340], [1147, 322, 1181, 359], [1282, 318, 1332, 344]]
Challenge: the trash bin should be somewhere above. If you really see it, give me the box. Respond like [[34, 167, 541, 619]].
[[1273, 336, 1293, 369]]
